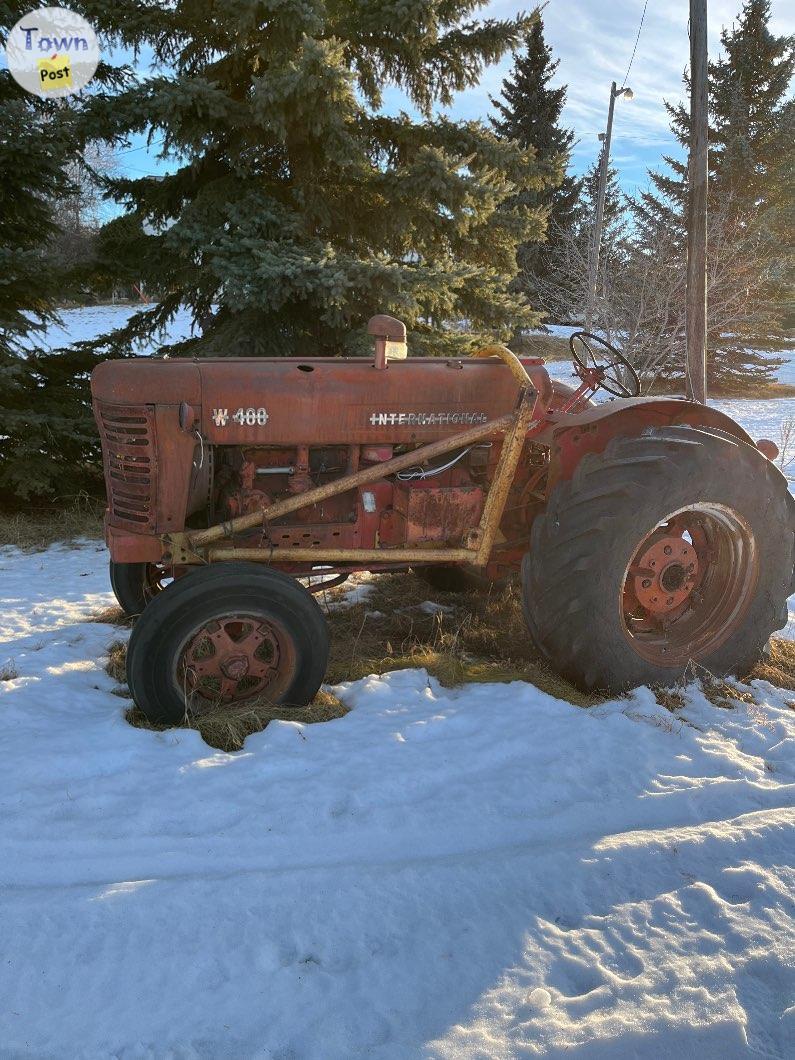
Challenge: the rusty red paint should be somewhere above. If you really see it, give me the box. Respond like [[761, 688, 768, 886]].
[[391, 483, 484, 546], [92, 341, 751, 577], [632, 535, 699, 616]]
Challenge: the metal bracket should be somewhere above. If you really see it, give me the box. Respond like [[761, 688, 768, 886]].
[[161, 531, 204, 566]]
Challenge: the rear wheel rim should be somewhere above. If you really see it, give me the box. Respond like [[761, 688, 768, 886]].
[[174, 612, 297, 708], [620, 503, 758, 666]]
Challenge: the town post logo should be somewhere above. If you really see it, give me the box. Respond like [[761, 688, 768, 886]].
[[38, 53, 73, 91], [4, 7, 99, 98]]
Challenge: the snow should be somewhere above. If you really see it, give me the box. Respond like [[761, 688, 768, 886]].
[[1, 543, 794, 1057], [23, 303, 197, 355]]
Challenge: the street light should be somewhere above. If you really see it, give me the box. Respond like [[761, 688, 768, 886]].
[[585, 81, 633, 331]]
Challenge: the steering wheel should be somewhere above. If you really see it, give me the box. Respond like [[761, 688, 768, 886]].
[[569, 331, 640, 398]]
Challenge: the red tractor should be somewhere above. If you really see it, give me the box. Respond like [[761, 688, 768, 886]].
[[92, 317, 794, 724]]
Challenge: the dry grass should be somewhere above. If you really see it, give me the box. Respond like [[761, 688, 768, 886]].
[[125, 689, 350, 750], [0, 659, 19, 681], [685, 664, 757, 709], [747, 638, 795, 693], [318, 573, 596, 706], [89, 605, 132, 627], [0, 495, 104, 550], [101, 570, 795, 750], [105, 640, 128, 684], [652, 650, 792, 715], [653, 687, 688, 713]]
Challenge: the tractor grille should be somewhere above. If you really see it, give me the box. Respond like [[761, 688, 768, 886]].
[[96, 403, 157, 531]]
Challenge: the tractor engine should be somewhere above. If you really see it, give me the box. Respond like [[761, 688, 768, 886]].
[[213, 442, 490, 553]]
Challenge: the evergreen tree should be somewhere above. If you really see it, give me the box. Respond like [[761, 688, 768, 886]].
[[84, 1, 547, 360], [578, 148, 626, 269], [491, 19, 582, 303], [711, 0, 794, 218], [631, 0, 793, 388], [0, 3, 126, 503], [0, 2, 84, 502]]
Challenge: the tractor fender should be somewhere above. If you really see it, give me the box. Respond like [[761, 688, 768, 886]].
[[538, 396, 764, 485]]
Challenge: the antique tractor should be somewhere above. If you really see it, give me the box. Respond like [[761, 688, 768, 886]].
[[92, 317, 794, 724]]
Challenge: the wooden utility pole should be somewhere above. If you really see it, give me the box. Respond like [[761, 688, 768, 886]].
[[686, 0, 708, 402]]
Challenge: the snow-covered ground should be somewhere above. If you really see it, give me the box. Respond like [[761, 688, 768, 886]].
[[1, 544, 795, 1058], [24, 303, 197, 355]]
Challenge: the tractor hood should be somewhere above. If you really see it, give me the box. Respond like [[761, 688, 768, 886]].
[[91, 355, 553, 447]]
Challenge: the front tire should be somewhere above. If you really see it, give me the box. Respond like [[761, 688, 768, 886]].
[[522, 426, 793, 693], [109, 560, 169, 616], [126, 562, 330, 725]]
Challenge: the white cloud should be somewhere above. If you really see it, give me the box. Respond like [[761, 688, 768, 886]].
[[436, 0, 792, 194]]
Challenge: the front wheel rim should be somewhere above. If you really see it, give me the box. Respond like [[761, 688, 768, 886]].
[[174, 612, 297, 709], [144, 563, 172, 601], [620, 503, 758, 666]]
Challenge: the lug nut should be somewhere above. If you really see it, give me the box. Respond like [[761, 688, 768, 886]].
[[642, 578, 652, 588], [664, 545, 672, 555]]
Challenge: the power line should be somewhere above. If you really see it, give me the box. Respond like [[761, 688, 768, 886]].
[[620, 0, 649, 88], [117, 137, 165, 156]]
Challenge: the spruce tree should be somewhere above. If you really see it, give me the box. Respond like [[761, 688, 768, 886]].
[[711, 0, 794, 219], [578, 149, 626, 268], [84, 1, 547, 359], [0, 2, 85, 502], [0, 3, 126, 503], [631, 0, 793, 388], [491, 19, 582, 304]]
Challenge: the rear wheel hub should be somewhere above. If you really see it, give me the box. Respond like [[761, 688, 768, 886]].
[[621, 504, 757, 665], [632, 535, 699, 615]]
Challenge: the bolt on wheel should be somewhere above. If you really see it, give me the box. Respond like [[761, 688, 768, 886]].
[[621, 504, 758, 666]]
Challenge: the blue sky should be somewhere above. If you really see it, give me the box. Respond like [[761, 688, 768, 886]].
[[108, 0, 792, 196]]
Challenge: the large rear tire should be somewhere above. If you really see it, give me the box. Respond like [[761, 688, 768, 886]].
[[522, 426, 793, 693], [126, 562, 330, 725]]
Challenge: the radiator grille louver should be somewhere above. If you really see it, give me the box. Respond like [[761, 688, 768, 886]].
[[97, 403, 157, 531]]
